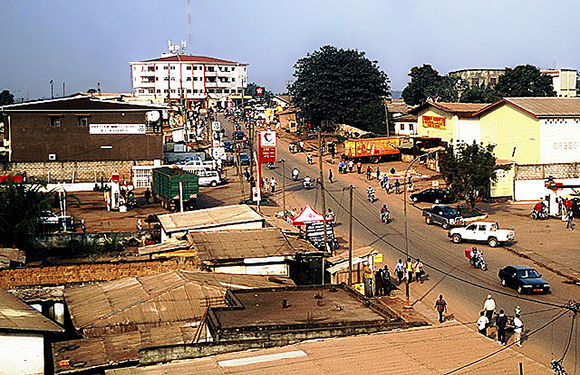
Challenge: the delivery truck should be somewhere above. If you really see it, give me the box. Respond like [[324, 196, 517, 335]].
[[344, 137, 401, 162], [152, 167, 199, 211]]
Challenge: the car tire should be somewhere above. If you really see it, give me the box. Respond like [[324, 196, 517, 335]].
[[488, 237, 499, 248], [411, 196, 418, 203], [452, 234, 462, 244], [425, 217, 432, 225], [210, 181, 217, 187], [517, 285, 523, 294], [501, 278, 507, 287], [442, 222, 450, 230], [435, 198, 441, 204]]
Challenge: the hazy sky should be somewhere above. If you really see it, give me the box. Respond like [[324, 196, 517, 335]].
[[2, 0, 579, 101]]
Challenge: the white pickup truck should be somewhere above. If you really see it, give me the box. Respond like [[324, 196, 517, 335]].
[[178, 158, 215, 172], [448, 221, 515, 248]]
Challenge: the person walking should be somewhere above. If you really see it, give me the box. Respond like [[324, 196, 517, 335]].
[[405, 257, 414, 283], [566, 209, 574, 230], [483, 295, 496, 327], [270, 177, 277, 193], [363, 263, 374, 297], [366, 166, 372, 181], [384, 180, 391, 194], [414, 258, 424, 283], [394, 178, 401, 194], [144, 188, 151, 204], [434, 295, 448, 323], [382, 265, 391, 294], [357, 162, 362, 174], [328, 169, 334, 183], [375, 269, 384, 296], [395, 259, 404, 285], [375, 167, 381, 182], [348, 160, 354, 173], [477, 311, 489, 336], [496, 309, 508, 345], [513, 314, 524, 347]]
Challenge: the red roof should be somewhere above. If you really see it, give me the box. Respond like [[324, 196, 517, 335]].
[[140, 54, 246, 65]]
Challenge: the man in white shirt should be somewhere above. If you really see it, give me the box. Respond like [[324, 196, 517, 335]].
[[477, 311, 489, 336], [513, 314, 524, 347], [483, 295, 496, 326]]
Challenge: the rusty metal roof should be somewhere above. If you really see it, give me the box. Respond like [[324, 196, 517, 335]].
[[65, 270, 294, 337], [105, 324, 552, 375], [476, 97, 580, 118], [157, 205, 264, 234], [189, 228, 320, 261], [0, 287, 64, 333], [0, 96, 165, 112]]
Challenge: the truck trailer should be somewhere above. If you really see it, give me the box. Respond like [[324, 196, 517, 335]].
[[344, 137, 401, 162], [152, 167, 199, 211]]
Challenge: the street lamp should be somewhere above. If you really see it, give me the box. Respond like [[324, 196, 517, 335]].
[[404, 150, 438, 307]]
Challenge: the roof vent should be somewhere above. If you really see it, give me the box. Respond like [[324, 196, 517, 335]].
[[48, 153, 57, 161]]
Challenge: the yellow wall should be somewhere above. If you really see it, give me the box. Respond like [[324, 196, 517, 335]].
[[417, 107, 456, 142], [479, 103, 540, 164]]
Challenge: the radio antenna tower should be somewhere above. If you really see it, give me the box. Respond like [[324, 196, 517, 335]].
[[188, 0, 192, 54]]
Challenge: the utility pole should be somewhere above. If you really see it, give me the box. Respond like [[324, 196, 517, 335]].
[[62, 82, 65, 97], [348, 184, 354, 286], [50, 80, 54, 99], [318, 130, 329, 254], [280, 159, 286, 215]]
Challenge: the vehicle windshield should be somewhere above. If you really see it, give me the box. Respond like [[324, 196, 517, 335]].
[[441, 207, 458, 216], [517, 269, 541, 279]]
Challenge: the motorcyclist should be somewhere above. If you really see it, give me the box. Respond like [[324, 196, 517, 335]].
[[367, 186, 375, 202], [303, 175, 312, 188], [326, 207, 335, 223], [307, 153, 313, 164], [470, 246, 483, 268], [532, 199, 544, 220], [380, 204, 390, 223], [292, 168, 299, 181]]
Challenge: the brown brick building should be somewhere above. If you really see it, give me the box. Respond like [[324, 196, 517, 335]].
[[0, 96, 165, 181]]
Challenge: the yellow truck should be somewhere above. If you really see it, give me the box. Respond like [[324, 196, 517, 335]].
[[344, 137, 401, 162]]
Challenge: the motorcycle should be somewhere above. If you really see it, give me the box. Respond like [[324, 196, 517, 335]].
[[465, 248, 488, 271], [367, 188, 375, 203], [303, 177, 312, 189], [292, 169, 299, 181], [381, 210, 391, 224], [267, 162, 275, 170], [530, 207, 548, 220], [306, 154, 313, 165]]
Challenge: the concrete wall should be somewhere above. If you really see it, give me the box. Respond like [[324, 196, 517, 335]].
[[540, 118, 580, 163], [417, 107, 455, 141], [0, 332, 44, 375]]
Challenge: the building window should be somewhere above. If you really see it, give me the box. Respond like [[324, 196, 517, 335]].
[[163, 66, 168, 70], [409, 124, 414, 131], [138, 89, 144, 93], [186, 66, 192, 70], [193, 77, 199, 81], [171, 89, 176, 93], [471, 78, 479, 86], [156, 89, 161, 93], [170, 66, 175, 70], [186, 77, 191, 81], [155, 66, 158, 70], [186, 89, 192, 93], [155, 77, 158, 81], [50, 117, 62, 127], [164, 89, 168, 93], [77, 116, 89, 127], [207, 66, 215, 72], [400, 124, 404, 131], [148, 89, 154, 93], [232, 78, 235, 82]]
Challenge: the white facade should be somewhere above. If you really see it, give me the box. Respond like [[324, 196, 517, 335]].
[[393, 120, 417, 136], [539, 118, 580, 163], [129, 54, 248, 107], [453, 117, 481, 146], [541, 69, 577, 98], [0, 332, 44, 375]]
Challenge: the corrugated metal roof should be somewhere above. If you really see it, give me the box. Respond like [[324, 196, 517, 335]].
[[430, 102, 489, 114], [105, 324, 552, 375], [158, 205, 264, 234], [65, 270, 293, 336], [189, 228, 319, 261], [138, 54, 246, 65], [0, 96, 166, 112], [0, 287, 64, 333], [501, 97, 580, 117]]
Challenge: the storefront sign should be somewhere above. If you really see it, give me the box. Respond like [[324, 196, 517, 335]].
[[259, 131, 276, 163], [422, 116, 446, 130], [89, 124, 146, 134]]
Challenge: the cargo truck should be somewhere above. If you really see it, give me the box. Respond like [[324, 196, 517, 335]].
[[344, 137, 401, 162], [152, 167, 199, 211]]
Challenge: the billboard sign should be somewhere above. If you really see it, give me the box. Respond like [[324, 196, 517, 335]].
[[259, 131, 276, 163], [422, 116, 446, 130], [89, 124, 146, 134]]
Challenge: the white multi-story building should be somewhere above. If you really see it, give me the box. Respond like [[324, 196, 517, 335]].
[[129, 53, 248, 107]]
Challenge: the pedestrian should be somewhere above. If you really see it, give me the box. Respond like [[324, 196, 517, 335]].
[[513, 313, 523, 347], [496, 309, 508, 345], [375, 269, 384, 296], [382, 174, 388, 188], [375, 167, 381, 181], [299, 140, 304, 152], [566, 209, 574, 230], [366, 166, 372, 181], [477, 311, 489, 336], [414, 258, 424, 283], [408, 175, 413, 191], [382, 265, 391, 294], [348, 160, 354, 173], [395, 259, 404, 285], [338, 161, 343, 174], [80, 219, 86, 233], [144, 188, 151, 204], [385, 180, 391, 194], [137, 219, 143, 232], [483, 295, 496, 326], [394, 178, 401, 194], [328, 169, 334, 183], [406, 257, 414, 283], [270, 177, 277, 193], [363, 263, 374, 297], [434, 294, 448, 323], [357, 162, 362, 174]]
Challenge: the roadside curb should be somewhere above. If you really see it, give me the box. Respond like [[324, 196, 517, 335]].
[[505, 246, 580, 285]]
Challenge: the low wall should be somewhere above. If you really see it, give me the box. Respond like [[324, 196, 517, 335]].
[[27, 230, 153, 249]]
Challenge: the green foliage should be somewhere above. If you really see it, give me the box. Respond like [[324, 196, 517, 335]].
[[288, 45, 391, 130], [0, 181, 55, 248], [0, 90, 14, 105], [460, 84, 498, 103], [439, 142, 498, 211], [245, 82, 273, 101], [493, 65, 555, 98], [402, 65, 460, 105]]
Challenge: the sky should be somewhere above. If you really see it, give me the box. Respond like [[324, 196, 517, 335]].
[[1, 0, 579, 101]]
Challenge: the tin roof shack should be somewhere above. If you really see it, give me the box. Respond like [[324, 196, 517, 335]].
[[107, 323, 552, 375], [326, 246, 379, 289], [205, 285, 414, 344], [157, 204, 265, 242], [189, 228, 325, 285], [0, 96, 165, 181], [64, 270, 292, 338], [0, 287, 64, 375]]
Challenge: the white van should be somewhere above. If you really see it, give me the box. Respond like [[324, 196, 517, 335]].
[[196, 170, 223, 187]]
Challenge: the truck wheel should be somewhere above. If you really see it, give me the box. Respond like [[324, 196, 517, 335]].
[[434, 198, 441, 204], [501, 278, 507, 287], [442, 222, 450, 230], [425, 217, 432, 225], [488, 237, 499, 248], [411, 196, 418, 203], [452, 234, 462, 244], [210, 181, 217, 187], [517, 285, 523, 294]]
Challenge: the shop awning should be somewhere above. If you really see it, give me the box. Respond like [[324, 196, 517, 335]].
[[291, 205, 331, 225]]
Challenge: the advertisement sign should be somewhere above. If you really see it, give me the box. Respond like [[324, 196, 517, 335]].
[[213, 147, 225, 160], [422, 116, 446, 130], [89, 124, 146, 134], [212, 121, 221, 131], [259, 131, 277, 163], [256, 87, 264, 96]]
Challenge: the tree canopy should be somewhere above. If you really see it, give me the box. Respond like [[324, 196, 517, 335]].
[[245, 82, 274, 102], [459, 84, 497, 103], [493, 65, 555, 98], [402, 65, 460, 105], [0, 90, 14, 106], [288, 45, 391, 132], [439, 141, 498, 211]]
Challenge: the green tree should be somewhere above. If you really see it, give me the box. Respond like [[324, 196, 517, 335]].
[[493, 65, 555, 98], [0, 90, 15, 106], [439, 141, 498, 211], [402, 65, 461, 105], [288, 45, 391, 130], [0, 181, 55, 248], [245, 82, 273, 102], [460, 84, 497, 103]]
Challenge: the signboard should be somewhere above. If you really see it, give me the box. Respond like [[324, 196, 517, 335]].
[[89, 124, 146, 134], [259, 131, 277, 163], [432, 180, 439, 188], [422, 116, 446, 130], [256, 87, 264, 96], [213, 147, 225, 160], [212, 121, 221, 131], [374, 253, 383, 263]]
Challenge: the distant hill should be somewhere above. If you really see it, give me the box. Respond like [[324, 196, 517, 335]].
[[391, 90, 402, 99]]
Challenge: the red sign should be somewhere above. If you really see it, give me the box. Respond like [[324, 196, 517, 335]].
[[260, 146, 276, 163], [256, 87, 264, 96], [422, 116, 446, 129], [111, 172, 120, 183]]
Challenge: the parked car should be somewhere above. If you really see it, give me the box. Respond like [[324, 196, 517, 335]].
[[40, 211, 74, 231], [448, 221, 515, 247], [196, 170, 223, 187], [410, 188, 452, 204], [422, 204, 465, 229], [233, 131, 246, 142], [222, 140, 233, 152], [239, 153, 251, 165], [179, 158, 215, 172], [498, 265, 550, 294]]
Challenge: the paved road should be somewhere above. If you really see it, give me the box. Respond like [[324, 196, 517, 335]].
[[218, 114, 579, 373]]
